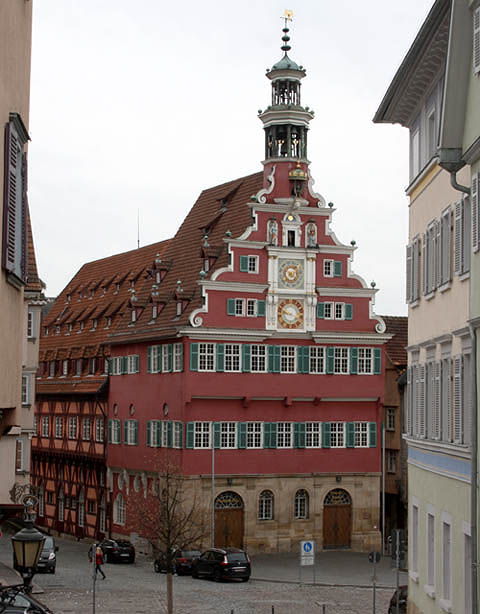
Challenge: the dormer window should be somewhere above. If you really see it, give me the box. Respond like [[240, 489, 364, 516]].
[[62, 360, 68, 376], [155, 271, 161, 284], [66, 294, 71, 303], [176, 302, 182, 317], [90, 289, 94, 299], [91, 318, 97, 330], [68, 323, 73, 334], [152, 304, 158, 319], [204, 259, 210, 272], [45, 327, 49, 336], [55, 325, 60, 335], [114, 283, 120, 294], [49, 361, 55, 378], [78, 321, 84, 332], [105, 317, 111, 329], [131, 310, 136, 323], [88, 358, 96, 375], [130, 280, 135, 289]]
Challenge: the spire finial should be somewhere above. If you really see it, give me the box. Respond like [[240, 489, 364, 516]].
[[281, 9, 294, 55]]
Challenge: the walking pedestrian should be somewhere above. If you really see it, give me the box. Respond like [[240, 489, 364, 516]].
[[95, 545, 106, 579]]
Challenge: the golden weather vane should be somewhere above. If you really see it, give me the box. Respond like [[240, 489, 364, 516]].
[[283, 9, 294, 22]]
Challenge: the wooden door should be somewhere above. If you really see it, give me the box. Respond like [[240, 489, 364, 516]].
[[323, 504, 351, 548], [214, 508, 244, 549]]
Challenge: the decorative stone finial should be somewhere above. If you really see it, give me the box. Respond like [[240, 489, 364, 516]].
[[371, 281, 376, 288], [350, 240, 356, 246], [328, 202, 334, 208]]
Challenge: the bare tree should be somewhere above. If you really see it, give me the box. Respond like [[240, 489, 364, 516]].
[[128, 460, 208, 614]]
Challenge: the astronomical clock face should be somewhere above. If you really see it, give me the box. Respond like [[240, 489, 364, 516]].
[[278, 258, 304, 289], [277, 299, 304, 329]]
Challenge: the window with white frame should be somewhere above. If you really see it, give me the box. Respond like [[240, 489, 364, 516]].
[[225, 344, 241, 372], [309, 347, 325, 374], [386, 408, 395, 431], [251, 345, 267, 372], [161, 422, 169, 447], [68, 417, 77, 439], [161, 345, 170, 372], [324, 302, 333, 319], [194, 422, 211, 448], [62, 360, 68, 376], [246, 299, 257, 317], [426, 510, 435, 589], [246, 422, 262, 448], [220, 422, 236, 448], [173, 343, 183, 372], [387, 450, 397, 473], [305, 422, 321, 448], [127, 354, 139, 374], [76, 359, 82, 376], [109, 419, 121, 444], [330, 422, 345, 447], [33, 415, 38, 435], [88, 358, 96, 375], [442, 517, 451, 603], [199, 343, 215, 371], [55, 417, 63, 439], [294, 489, 309, 520], [41, 416, 49, 438], [358, 348, 373, 374], [125, 420, 138, 445], [258, 490, 274, 520], [111, 356, 123, 375], [235, 299, 245, 316], [335, 303, 345, 320], [323, 259, 333, 277], [95, 418, 104, 442], [277, 422, 293, 448], [173, 421, 182, 448], [21, 375, 29, 405], [78, 490, 85, 527], [27, 311, 34, 338], [15, 439, 24, 472], [113, 493, 126, 525], [49, 361, 55, 377], [334, 348, 349, 374], [280, 346, 296, 373], [354, 422, 369, 447], [247, 255, 258, 273], [82, 418, 91, 441]]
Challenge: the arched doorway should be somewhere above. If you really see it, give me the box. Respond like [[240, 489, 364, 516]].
[[323, 488, 352, 549], [214, 491, 244, 549]]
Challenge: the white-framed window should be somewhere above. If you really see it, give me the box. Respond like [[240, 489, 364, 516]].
[[386, 408, 395, 431], [387, 450, 397, 473], [280, 346, 296, 373], [173, 421, 182, 448], [127, 354, 139, 374], [358, 348, 373, 374], [220, 422, 236, 448], [199, 343, 215, 371], [323, 259, 333, 277], [82, 418, 91, 441], [62, 360, 68, 376], [330, 422, 345, 447], [27, 311, 34, 338], [251, 345, 267, 372], [33, 415, 38, 435], [294, 489, 309, 520], [78, 489, 85, 527], [111, 357, 123, 375], [194, 422, 211, 448], [354, 422, 368, 447], [442, 514, 452, 605], [246, 422, 262, 448], [95, 418, 104, 442], [55, 417, 63, 439], [15, 439, 24, 472], [305, 422, 321, 448], [246, 299, 257, 317], [41, 416, 49, 438], [235, 299, 245, 316], [324, 302, 333, 320], [258, 490, 274, 520], [426, 508, 436, 591], [68, 417, 77, 440], [334, 348, 349, 374], [173, 343, 183, 372], [162, 345, 169, 372], [161, 422, 169, 447], [224, 344, 241, 372], [247, 255, 258, 273], [335, 303, 345, 320], [76, 359, 82, 376], [113, 493, 126, 526], [309, 347, 325, 374], [49, 361, 55, 377], [277, 422, 293, 448], [125, 420, 138, 445], [21, 375, 29, 405]]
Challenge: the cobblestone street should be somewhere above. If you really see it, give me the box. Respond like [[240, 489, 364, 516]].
[[0, 534, 402, 614]]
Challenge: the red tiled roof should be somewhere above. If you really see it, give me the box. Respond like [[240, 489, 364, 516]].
[[36, 378, 107, 395], [381, 315, 408, 366], [110, 172, 263, 341]]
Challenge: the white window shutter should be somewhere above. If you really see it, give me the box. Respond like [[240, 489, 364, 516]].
[[441, 208, 451, 285], [463, 354, 472, 446], [435, 219, 442, 288], [412, 236, 420, 301], [474, 7, 480, 75], [472, 173, 479, 253], [453, 356, 463, 443], [433, 362, 441, 439], [406, 244, 413, 303], [422, 233, 428, 296], [441, 358, 452, 442], [454, 200, 463, 275], [407, 366, 413, 435], [418, 364, 425, 437]]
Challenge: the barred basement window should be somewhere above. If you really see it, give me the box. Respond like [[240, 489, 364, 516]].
[[251, 345, 267, 372], [305, 422, 321, 448], [246, 422, 262, 448], [294, 489, 309, 520], [258, 490, 274, 520], [220, 422, 236, 448]]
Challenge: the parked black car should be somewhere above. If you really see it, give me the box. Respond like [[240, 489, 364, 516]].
[[99, 539, 135, 563], [36, 536, 58, 574], [154, 549, 201, 575], [388, 585, 407, 614], [191, 547, 250, 582], [0, 587, 53, 613]]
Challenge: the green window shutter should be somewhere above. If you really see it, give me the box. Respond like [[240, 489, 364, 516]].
[[257, 300, 266, 317], [350, 347, 358, 375], [274, 346, 281, 373], [135, 355, 140, 373], [156, 421, 162, 447], [268, 346, 274, 373], [316, 303, 325, 319], [334, 261, 342, 277], [178, 344, 184, 372], [297, 347, 305, 373], [263, 423, 271, 448], [270, 423, 278, 448], [326, 347, 334, 374], [346, 422, 355, 447], [167, 344, 173, 372], [134, 420, 138, 445], [322, 422, 331, 448], [369, 422, 377, 447], [122, 356, 128, 374], [213, 422, 221, 449], [155, 346, 162, 373], [374, 348, 382, 374], [242, 345, 251, 372], [108, 358, 113, 375], [238, 423, 247, 449], [146, 421, 152, 446], [167, 421, 173, 447], [216, 344, 224, 372], [190, 343, 199, 371], [178, 422, 184, 448], [124, 420, 128, 443], [302, 347, 309, 373], [294, 423, 305, 448], [239, 256, 249, 272], [108, 419, 113, 443], [147, 347, 152, 373], [227, 299, 236, 315], [345, 304, 353, 320], [186, 422, 194, 449]]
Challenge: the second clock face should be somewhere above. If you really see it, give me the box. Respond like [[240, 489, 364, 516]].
[[277, 299, 304, 329], [278, 258, 304, 289]]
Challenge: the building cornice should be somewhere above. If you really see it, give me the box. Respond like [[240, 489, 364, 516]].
[[177, 327, 275, 342], [198, 281, 268, 294], [463, 136, 480, 165], [311, 332, 392, 345], [316, 287, 377, 298]]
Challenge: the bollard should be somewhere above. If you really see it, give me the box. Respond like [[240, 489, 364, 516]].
[[322, 605, 326, 614]]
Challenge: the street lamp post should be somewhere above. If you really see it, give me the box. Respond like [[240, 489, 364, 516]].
[[11, 495, 46, 593]]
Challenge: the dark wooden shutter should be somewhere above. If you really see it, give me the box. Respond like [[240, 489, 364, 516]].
[[263, 423, 271, 448], [326, 347, 334, 374], [227, 298, 235, 315], [146, 421, 152, 446], [3, 122, 19, 274], [147, 347, 152, 373], [317, 303, 325, 319], [167, 344, 173, 372], [167, 421, 173, 447], [373, 348, 381, 374], [108, 420, 113, 443], [213, 423, 221, 449], [344, 304, 353, 320]]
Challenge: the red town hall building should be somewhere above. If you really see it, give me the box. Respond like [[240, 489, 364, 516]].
[[34, 26, 391, 553]]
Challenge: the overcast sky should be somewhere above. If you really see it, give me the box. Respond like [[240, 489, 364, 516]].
[[28, 0, 434, 315]]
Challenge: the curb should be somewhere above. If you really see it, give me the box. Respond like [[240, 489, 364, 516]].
[[252, 577, 397, 589]]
